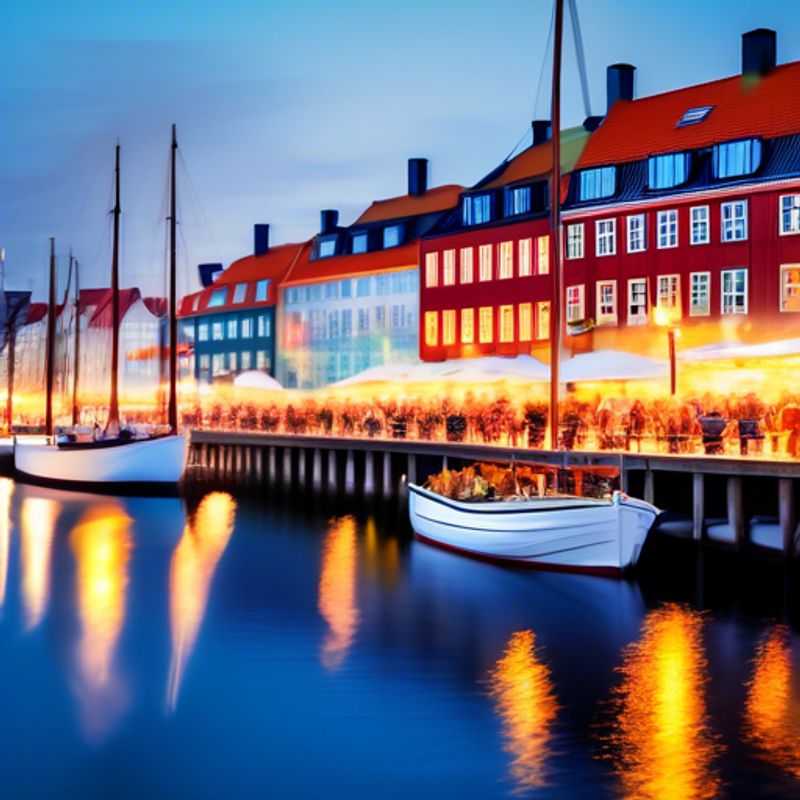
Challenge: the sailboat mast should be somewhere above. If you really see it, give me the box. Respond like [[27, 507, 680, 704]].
[[72, 258, 81, 426], [168, 124, 178, 433], [108, 142, 121, 432], [548, 0, 565, 451], [45, 237, 57, 437]]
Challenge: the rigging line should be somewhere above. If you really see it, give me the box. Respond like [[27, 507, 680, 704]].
[[567, 0, 592, 119], [533, 0, 556, 121]]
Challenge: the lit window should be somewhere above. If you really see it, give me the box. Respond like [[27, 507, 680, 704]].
[[212, 353, 225, 375], [198, 323, 209, 342], [657, 274, 681, 315], [713, 139, 762, 179], [460, 248, 474, 284], [657, 210, 678, 248], [227, 319, 238, 339], [319, 237, 336, 258], [536, 302, 550, 340], [566, 224, 584, 259], [499, 241, 513, 279], [505, 186, 531, 216], [351, 232, 367, 254], [627, 279, 648, 325], [518, 239, 532, 277], [498, 305, 515, 343], [257, 315, 270, 337], [721, 268, 748, 315], [461, 308, 474, 344], [424, 311, 438, 346], [566, 285, 585, 323], [690, 272, 710, 316], [256, 351, 268, 370], [233, 283, 247, 303], [627, 214, 646, 253], [536, 236, 550, 275], [463, 194, 493, 225], [241, 351, 252, 370], [677, 105, 713, 127], [441, 309, 456, 345], [425, 252, 438, 288], [721, 200, 748, 242], [518, 303, 532, 342], [578, 167, 616, 201], [241, 318, 253, 338], [212, 322, 224, 341], [383, 225, 402, 248], [596, 281, 617, 324], [691, 206, 710, 245], [208, 288, 227, 307], [595, 219, 616, 256], [479, 245, 493, 281], [443, 250, 456, 285], [648, 153, 690, 189], [780, 265, 800, 312], [780, 195, 800, 235], [255, 279, 270, 302], [199, 354, 210, 373], [228, 352, 237, 371], [479, 306, 493, 343]]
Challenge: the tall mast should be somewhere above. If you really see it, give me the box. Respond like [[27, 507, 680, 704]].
[[168, 124, 179, 434], [548, 0, 565, 451], [72, 258, 81, 426], [108, 142, 121, 434], [45, 237, 57, 437]]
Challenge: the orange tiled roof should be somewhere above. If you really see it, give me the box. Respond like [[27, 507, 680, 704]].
[[354, 184, 463, 224], [577, 61, 800, 169], [214, 241, 308, 285]]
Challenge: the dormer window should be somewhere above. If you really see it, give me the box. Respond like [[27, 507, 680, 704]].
[[208, 287, 227, 308], [233, 282, 248, 303], [255, 279, 270, 302], [648, 152, 690, 190], [383, 224, 403, 249], [713, 138, 762, 179], [351, 231, 368, 254], [578, 166, 616, 201], [504, 186, 532, 217], [462, 193, 493, 226], [677, 106, 713, 127], [318, 236, 337, 258]]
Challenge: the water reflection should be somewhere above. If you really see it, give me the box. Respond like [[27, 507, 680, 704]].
[[0, 478, 12, 608], [603, 604, 721, 800], [167, 491, 236, 712], [744, 625, 800, 778], [70, 503, 133, 741], [20, 496, 60, 630], [489, 630, 558, 794], [318, 515, 359, 671]]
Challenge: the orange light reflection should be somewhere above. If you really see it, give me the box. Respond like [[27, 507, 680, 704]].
[[20, 496, 59, 630], [0, 479, 12, 608]]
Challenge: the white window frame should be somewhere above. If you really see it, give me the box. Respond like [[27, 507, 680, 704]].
[[536, 301, 550, 341], [566, 284, 585, 324], [460, 247, 474, 284], [780, 264, 800, 312], [518, 303, 532, 342], [656, 274, 681, 318], [479, 245, 493, 282], [596, 280, 617, 325], [721, 200, 748, 242], [657, 209, 678, 249], [478, 306, 493, 343], [498, 241, 514, 279], [442, 309, 456, 345], [442, 250, 456, 286], [461, 308, 474, 344], [780, 194, 800, 236], [566, 223, 584, 260], [626, 214, 646, 253], [721, 268, 748, 315], [627, 278, 648, 326], [518, 238, 532, 277], [689, 272, 711, 317], [595, 219, 617, 257], [536, 235, 550, 275], [499, 304, 515, 343], [690, 205, 710, 245], [424, 252, 438, 288]]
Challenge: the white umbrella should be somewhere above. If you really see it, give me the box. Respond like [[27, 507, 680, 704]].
[[560, 350, 665, 382], [680, 338, 800, 362], [233, 371, 284, 390]]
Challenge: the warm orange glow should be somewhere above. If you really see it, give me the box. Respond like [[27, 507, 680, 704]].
[[0, 478, 12, 608], [604, 604, 721, 800], [318, 515, 359, 671], [744, 625, 800, 778], [166, 491, 236, 712], [489, 629, 558, 793], [20, 496, 60, 631]]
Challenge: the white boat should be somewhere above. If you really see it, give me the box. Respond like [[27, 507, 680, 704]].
[[408, 484, 659, 575]]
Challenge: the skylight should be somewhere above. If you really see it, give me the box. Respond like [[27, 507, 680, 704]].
[[677, 106, 714, 128]]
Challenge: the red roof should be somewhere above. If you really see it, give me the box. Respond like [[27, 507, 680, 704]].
[[78, 288, 109, 315], [354, 184, 463, 224], [89, 288, 142, 329], [577, 61, 800, 169], [215, 241, 307, 285], [24, 303, 48, 325]]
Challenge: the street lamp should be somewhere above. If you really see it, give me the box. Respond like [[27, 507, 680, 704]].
[[654, 306, 681, 396]]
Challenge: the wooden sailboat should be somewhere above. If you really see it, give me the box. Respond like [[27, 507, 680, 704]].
[[14, 130, 188, 489]]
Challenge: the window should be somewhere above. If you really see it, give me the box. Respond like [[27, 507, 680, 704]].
[[690, 272, 711, 316], [212, 353, 225, 376], [192, 295, 201, 312], [227, 319, 238, 339], [341, 309, 352, 336], [595, 219, 617, 256], [566, 285, 585, 323], [648, 153, 690, 189], [425, 252, 438, 288], [657, 209, 678, 248], [208, 288, 227, 307], [374, 305, 386, 329], [721, 200, 748, 242], [505, 186, 531, 216], [325, 281, 339, 299], [596, 280, 617, 324], [241, 318, 253, 338], [340, 279, 352, 298], [579, 167, 616, 201], [199, 354, 210, 374], [781, 265, 800, 312], [463, 194, 493, 225], [351, 232, 367, 254], [657, 274, 681, 314], [255, 279, 270, 302], [518, 239, 532, 277], [356, 277, 370, 297], [499, 242, 513, 279], [518, 303, 532, 342], [319, 237, 337, 258], [256, 351, 268, 370], [212, 322, 224, 341], [383, 225, 402, 248], [536, 302, 550, 340], [566, 224, 584, 259], [442, 310, 456, 345], [358, 307, 369, 332], [536, 236, 550, 275], [713, 139, 762, 179], [461, 308, 474, 344], [627, 214, 646, 253], [691, 206, 710, 245], [479, 307, 493, 343], [721, 268, 748, 315], [677, 105, 713, 127], [328, 311, 339, 339], [424, 311, 438, 346], [240, 351, 252, 370], [627, 279, 648, 325], [233, 283, 247, 303], [198, 323, 209, 342], [479, 245, 493, 281], [499, 305, 515, 343], [460, 248, 474, 283], [443, 250, 456, 285], [257, 314, 270, 337], [781, 195, 800, 235]]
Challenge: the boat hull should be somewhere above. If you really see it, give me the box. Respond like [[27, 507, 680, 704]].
[[14, 434, 188, 490], [408, 485, 658, 575]]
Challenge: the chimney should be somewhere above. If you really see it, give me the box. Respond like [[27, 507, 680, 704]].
[[531, 120, 552, 147], [583, 116, 604, 132], [198, 263, 223, 288], [742, 28, 776, 76], [320, 209, 339, 235], [607, 63, 636, 113], [254, 224, 270, 256], [408, 158, 428, 196]]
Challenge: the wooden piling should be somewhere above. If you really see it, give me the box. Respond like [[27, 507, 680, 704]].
[[328, 449, 338, 493], [255, 448, 263, 483], [779, 478, 796, 557], [692, 472, 704, 541], [407, 454, 417, 486], [298, 448, 306, 486], [345, 450, 355, 494], [382, 452, 392, 496], [364, 451, 375, 497], [727, 476, 745, 547], [268, 446, 277, 486], [644, 468, 655, 505], [312, 448, 322, 490], [282, 447, 292, 488]]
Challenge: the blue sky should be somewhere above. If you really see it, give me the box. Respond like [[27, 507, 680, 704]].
[[2, 0, 799, 299]]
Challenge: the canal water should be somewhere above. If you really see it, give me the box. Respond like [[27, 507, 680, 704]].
[[1, 476, 800, 798]]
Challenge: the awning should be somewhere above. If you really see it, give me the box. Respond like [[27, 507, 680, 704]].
[[560, 350, 666, 382], [233, 370, 284, 390], [680, 338, 800, 362]]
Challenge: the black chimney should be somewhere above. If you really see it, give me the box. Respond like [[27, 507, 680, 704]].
[[607, 63, 636, 113], [320, 209, 339, 235], [254, 224, 270, 256], [742, 28, 776, 76], [198, 263, 223, 288], [531, 120, 552, 147], [408, 158, 428, 196]]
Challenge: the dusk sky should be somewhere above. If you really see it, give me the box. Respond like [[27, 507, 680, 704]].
[[3, 0, 799, 300]]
